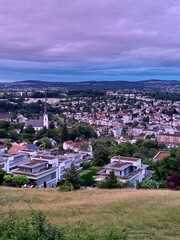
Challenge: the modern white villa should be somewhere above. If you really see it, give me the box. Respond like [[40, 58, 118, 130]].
[[97, 156, 154, 187], [12, 155, 59, 187]]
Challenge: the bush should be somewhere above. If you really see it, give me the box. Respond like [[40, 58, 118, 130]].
[[0, 210, 65, 240], [98, 179, 130, 189], [139, 180, 158, 189], [68, 221, 128, 240], [79, 170, 93, 186], [97, 171, 131, 189], [167, 174, 180, 190], [4, 174, 13, 184], [12, 175, 30, 186], [60, 180, 73, 192], [89, 166, 101, 174], [81, 161, 91, 170], [158, 180, 167, 189]]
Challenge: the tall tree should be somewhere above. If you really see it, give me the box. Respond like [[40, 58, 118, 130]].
[[61, 123, 68, 143], [64, 163, 81, 190]]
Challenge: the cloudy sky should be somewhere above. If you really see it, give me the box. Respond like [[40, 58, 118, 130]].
[[0, 0, 180, 82]]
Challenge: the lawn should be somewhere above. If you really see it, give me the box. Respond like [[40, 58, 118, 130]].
[[0, 187, 180, 240]]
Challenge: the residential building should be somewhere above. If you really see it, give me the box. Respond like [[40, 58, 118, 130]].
[[0, 113, 11, 122], [97, 156, 153, 187], [0, 152, 30, 173], [157, 133, 180, 145], [13, 154, 58, 187], [8, 143, 27, 153], [63, 140, 81, 152]]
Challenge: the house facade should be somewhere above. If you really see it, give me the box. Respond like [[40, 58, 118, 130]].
[[157, 133, 180, 145], [97, 156, 153, 187], [12, 155, 58, 187], [58, 153, 92, 179], [0, 152, 30, 173]]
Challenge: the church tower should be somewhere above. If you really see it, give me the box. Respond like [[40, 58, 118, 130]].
[[43, 91, 49, 129]]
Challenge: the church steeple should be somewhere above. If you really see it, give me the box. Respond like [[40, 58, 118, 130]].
[[44, 90, 47, 114], [43, 90, 49, 129]]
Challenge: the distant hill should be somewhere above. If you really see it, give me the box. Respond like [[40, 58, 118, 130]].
[[0, 79, 180, 92]]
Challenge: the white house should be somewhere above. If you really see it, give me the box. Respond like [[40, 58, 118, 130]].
[[16, 114, 28, 123], [0, 152, 30, 173], [58, 153, 92, 179], [97, 156, 154, 187], [111, 126, 123, 137], [123, 115, 132, 124], [12, 154, 59, 188], [63, 141, 81, 152], [132, 127, 144, 136]]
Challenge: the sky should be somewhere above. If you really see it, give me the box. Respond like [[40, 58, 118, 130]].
[[0, 0, 180, 82]]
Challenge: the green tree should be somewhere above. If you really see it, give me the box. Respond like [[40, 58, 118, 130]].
[[93, 145, 109, 166], [0, 121, 10, 130], [61, 123, 69, 143], [0, 129, 8, 138], [92, 140, 114, 166], [8, 130, 21, 142], [106, 171, 118, 188], [42, 137, 52, 149], [154, 148, 180, 181], [63, 163, 81, 190], [98, 171, 118, 189], [69, 123, 97, 141], [4, 139, 12, 149], [24, 125, 35, 134]]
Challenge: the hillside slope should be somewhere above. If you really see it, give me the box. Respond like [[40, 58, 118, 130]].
[[0, 187, 180, 240]]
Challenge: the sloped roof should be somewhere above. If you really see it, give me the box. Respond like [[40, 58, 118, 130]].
[[8, 144, 27, 153], [27, 144, 38, 151], [25, 118, 43, 128], [153, 151, 170, 161]]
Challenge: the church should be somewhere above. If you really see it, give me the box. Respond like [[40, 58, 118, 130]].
[[24, 94, 49, 131]]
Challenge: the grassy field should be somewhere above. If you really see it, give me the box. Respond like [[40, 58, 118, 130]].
[[0, 187, 180, 240]]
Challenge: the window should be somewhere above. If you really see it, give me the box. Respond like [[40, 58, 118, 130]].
[[51, 172, 56, 179]]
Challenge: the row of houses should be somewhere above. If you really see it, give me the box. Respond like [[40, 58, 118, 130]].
[[0, 149, 92, 188], [1, 151, 154, 188]]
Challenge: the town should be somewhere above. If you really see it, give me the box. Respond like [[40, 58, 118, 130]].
[[0, 89, 179, 190]]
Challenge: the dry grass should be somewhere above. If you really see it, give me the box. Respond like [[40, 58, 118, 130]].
[[0, 187, 180, 240]]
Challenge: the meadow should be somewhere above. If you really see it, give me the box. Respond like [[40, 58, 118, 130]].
[[0, 187, 180, 240]]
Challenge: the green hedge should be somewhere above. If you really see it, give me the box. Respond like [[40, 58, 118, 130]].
[[89, 166, 101, 174], [79, 170, 94, 186]]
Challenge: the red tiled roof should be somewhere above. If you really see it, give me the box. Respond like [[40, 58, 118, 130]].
[[153, 151, 170, 161], [8, 144, 27, 153]]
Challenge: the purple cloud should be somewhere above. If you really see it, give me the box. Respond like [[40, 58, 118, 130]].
[[0, 0, 180, 81]]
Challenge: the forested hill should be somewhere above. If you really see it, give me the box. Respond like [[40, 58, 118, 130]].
[[0, 79, 180, 92]]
